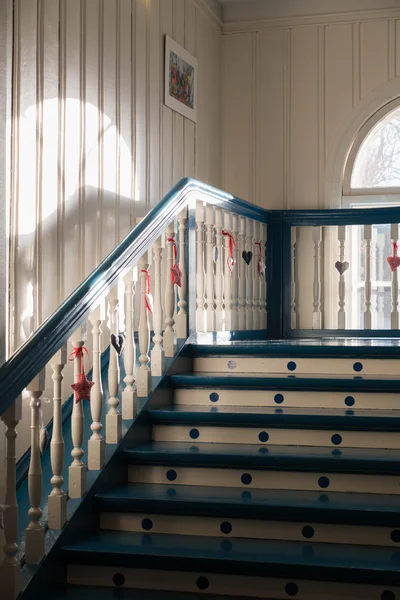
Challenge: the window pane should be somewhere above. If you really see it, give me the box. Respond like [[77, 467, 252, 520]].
[[352, 107, 400, 189]]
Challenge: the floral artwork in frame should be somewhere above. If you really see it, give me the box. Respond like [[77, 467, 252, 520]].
[[164, 35, 197, 123]]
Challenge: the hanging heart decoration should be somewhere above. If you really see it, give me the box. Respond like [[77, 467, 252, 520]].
[[255, 241, 266, 278], [335, 261, 349, 275], [387, 242, 400, 272], [0, 504, 8, 531], [68, 346, 94, 404], [141, 269, 154, 313], [39, 426, 49, 456], [213, 246, 218, 263], [167, 237, 182, 287], [242, 250, 253, 265], [111, 333, 126, 355], [222, 229, 237, 272]]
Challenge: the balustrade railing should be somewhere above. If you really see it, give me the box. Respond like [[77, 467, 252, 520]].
[[0, 178, 268, 600]]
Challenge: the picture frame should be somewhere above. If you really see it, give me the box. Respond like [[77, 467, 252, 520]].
[[164, 35, 197, 123]]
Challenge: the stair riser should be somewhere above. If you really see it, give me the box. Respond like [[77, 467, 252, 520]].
[[128, 465, 400, 495], [67, 564, 399, 599], [174, 389, 400, 409], [194, 356, 400, 376], [100, 512, 400, 548], [152, 425, 400, 449]]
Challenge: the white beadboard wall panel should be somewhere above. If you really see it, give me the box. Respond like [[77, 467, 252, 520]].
[[223, 11, 400, 209]]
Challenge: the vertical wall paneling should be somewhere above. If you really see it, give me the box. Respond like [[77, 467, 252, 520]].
[[135, 0, 147, 215], [173, 0, 185, 185], [283, 28, 291, 209], [184, 0, 195, 178], [352, 22, 361, 107], [396, 20, 400, 78], [35, 0, 44, 328], [149, 0, 160, 207], [360, 20, 389, 99], [389, 19, 396, 80], [317, 26, 325, 208], [161, 0, 173, 196]]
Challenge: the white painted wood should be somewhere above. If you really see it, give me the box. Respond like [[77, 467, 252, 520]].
[[312, 226, 322, 329], [337, 225, 347, 329], [245, 218, 255, 329], [391, 223, 399, 330], [122, 267, 137, 418], [376, 231, 385, 329], [0, 398, 21, 599], [48, 346, 67, 529], [222, 211, 234, 331], [360, 21, 389, 99], [205, 204, 215, 332], [151, 240, 165, 376], [164, 223, 177, 356], [176, 208, 188, 338], [69, 331, 87, 499], [106, 287, 122, 443], [238, 216, 247, 330], [88, 305, 105, 468], [364, 225, 373, 329], [25, 371, 45, 564], [214, 208, 224, 331], [290, 227, 298, 329], [137, 253, 152, 396], [253, 221, 261, 329], [195, 201, 206, 332], [231, 214, 240, 330]]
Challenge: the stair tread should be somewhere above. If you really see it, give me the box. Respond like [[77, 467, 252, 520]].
[[94, 482, 400, 524], [32, 585, 246, 600], [149, 405, 400, 429], [123, 441, 400, 473]]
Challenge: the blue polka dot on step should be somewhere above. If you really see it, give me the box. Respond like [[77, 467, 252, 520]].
[[318, 476, 330, 489], [190, 428, 199, 440], [241, 491, 252, 501], [258, 431, 269, 443], [353, 362, 363, 372], [167, 488, 177, 498], [302, 526, 314, 539], [112, 573, 125, 587], [141, 518, 153, 531], [345, 396, 355, 407], [166, 469, 177, 482], [142, 534, 152, 546], [302, 545, 315, 558], [382, 592, 396, 600], [346, 410, 355, 416], [259, 447, 268, 454], [210, 392, 219, 403], [220, 521, 232, 534], [285, 582, 299, 597], [331, 434, 342, 446], [391, 530, 400, 543], [241, 473, 252, 485], [196, 576, 209, 590], [274, 393, 284, 404], [319, 494, 329, 503], [221, 540, 232, 551], [190, 445, 199, 453], [331, 449, 342, 456], [287, 361, 297, 372]]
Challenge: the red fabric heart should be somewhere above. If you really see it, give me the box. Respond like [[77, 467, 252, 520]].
[[171, 263, 182, 287], [387, 256, 400, 272]]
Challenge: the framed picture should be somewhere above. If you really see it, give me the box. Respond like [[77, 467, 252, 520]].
[[164, 35, 197, 123]]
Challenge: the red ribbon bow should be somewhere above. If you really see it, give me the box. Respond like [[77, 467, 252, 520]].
[[222, 230, 236, 272], [393, 242, 398, 256], [141, 269, 154, 313], [167, 237, 182, 287]]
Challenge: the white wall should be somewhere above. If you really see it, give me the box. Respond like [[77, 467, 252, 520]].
[[222, 5, 400, 209]]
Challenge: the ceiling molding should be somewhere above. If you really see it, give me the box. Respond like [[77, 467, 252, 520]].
[[193, 0, 223, 30], [223, 6, 400, 34]]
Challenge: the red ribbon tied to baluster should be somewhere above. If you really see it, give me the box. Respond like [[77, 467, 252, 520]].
[[222, 230, 236, 272], [387, 241, 400, 272], [255, 241, 266, 278], [141, 269, 154, 313], [167, 237, 182, 287], [68, 346, 94, 404]]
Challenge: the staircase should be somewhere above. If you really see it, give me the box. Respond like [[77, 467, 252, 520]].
[[21, 340, 400, 600]]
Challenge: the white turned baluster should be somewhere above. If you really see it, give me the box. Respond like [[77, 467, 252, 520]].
[[151, 240, 165, 376], [195, 201, 206, 332], [205, 204, 215, 332], [231, 214, 239, 330], [377, 232, 385, 329], [364, 225, 373, 330], [260, 223, 267, 329], [291, 227, 298, 329], [391, 223, 399, 330], [253, 221, 261, 330], [246, 219, 254, 330], [238, 216, 247, 330], [1, 399, 22, 599], [69, 327, 87, 498], [138, 252, 152, 394], [214, 208, 224, 331], [122, 267, 137, 418], [176, 208, 188, 338], [88, 304, 105, 467], [337, 225, 347, 330], [164, 224, 177, 355], [222, 212, 233, 331], [106, 288, 122, 443], [48, 346, 67, 529], [25, 371, 45, 564], [312, 226, 323, 329]]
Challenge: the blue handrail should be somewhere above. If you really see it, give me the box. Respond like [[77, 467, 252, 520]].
[[0, 178, 269, 418]]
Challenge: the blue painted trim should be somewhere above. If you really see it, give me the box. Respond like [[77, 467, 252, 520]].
[[282, 206, 400, 226], [0, 178, 269, 419], [266, 212, 283, 338], [187, 341, 400, 356], [287, 328, 400, 338]]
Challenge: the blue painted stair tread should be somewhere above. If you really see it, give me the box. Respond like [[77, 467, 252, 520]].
[[148, 405, 400, 430], [60, 530, 400, 584], [171, 373, 400, 390], [94, 482, 400, 526], [124, 441, 400, 473]]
